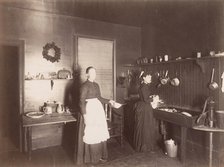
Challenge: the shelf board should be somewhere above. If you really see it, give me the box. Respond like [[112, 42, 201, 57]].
[[124, 55, 224, 67], [25, 79, 73, 81]]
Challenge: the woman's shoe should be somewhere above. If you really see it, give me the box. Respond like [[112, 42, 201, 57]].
[[99, 158, 108, 163], [150, 150, 156, 154], [86, 163, 96, 167]]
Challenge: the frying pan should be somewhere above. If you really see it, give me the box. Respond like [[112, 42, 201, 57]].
[[160, 70, 169, 85]]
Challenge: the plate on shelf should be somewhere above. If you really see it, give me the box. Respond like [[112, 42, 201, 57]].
[[26, 111, 45, 119]]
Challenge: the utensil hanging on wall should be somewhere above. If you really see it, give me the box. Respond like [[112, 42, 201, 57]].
[[165, 70, 168, 77], [160, 70, 169, 85], [171, 72, 180, 87], [161, 78, 169, 85], [221, 72, 224, 92], [209, 68, 218, 90]]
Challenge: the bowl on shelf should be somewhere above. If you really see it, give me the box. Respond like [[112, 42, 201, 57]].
[[26, 111, 45, 119]]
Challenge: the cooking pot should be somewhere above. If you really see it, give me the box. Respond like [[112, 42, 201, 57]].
[[215, 110, 224, 128], [209, 82, 218, 90], [43, 101, 58, 113], [171, 78, 180, 86], [209, 68, 218, 90]]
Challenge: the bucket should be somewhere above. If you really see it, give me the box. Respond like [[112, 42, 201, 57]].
[[165, 139, 178, 158], [215, 110, 224, 128]]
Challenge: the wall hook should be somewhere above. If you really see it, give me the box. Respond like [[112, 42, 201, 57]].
[[51, 80, 54, 90]]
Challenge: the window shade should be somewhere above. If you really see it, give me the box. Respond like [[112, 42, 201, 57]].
[[77, 37, 114, 99]]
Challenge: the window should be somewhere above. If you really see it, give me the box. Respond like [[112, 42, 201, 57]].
[[76, 37, 115, 99]]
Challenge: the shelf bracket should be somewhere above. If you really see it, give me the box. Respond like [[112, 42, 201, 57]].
[[195, 59, 206, 73]]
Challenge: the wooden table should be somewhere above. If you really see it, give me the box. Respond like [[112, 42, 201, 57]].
[[153, 108, 199, 165], [22, 112, 76, 160], [193, 125, 224, 167]]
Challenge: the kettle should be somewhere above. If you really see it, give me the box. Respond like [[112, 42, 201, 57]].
[[43, 101, 58, 113]]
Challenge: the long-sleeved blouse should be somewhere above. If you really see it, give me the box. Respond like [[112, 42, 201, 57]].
[[139, 83, 153, 103], [80, 80, 109, 114]]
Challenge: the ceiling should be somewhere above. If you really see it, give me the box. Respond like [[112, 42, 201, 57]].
[[1, 0, 223, 27]]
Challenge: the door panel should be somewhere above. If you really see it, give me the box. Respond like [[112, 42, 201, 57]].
[[0, 45, 19, 151]]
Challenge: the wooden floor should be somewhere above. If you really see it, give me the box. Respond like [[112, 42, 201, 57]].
[[0, 138, 223, 167], [0, 138, 134, 167]]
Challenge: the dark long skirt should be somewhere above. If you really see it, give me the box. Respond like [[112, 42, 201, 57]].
[[74, 112, 108, 165], [133, 101, 157, 152]]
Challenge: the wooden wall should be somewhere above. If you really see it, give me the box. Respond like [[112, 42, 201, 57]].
[[139, 1, 224, 160], [0, 3, 141, 150], [141, 58, 223, 111], [0, 4, 141, 109], [141, 1, 224, 60], [124, 57, 224, 161]]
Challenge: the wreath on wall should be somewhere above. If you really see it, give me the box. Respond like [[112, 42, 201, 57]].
[[42, 42, 61, 63]]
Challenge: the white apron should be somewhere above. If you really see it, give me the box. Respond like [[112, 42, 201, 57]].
[[83, 98, 110, 144]]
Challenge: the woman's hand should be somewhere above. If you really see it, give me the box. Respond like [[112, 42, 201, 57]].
[[82, 114, 87, 124], [150, 95, 163, 109], [109, 100, 115, 106], [149, 95, 158, 99], [82, 114, 86, 119]]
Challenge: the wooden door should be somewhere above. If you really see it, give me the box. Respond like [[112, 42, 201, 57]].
[[0, 45, 20, 152]]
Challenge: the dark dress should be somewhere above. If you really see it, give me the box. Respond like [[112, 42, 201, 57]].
[[74, 80, 109, 165], [133, 83, 156, 152]]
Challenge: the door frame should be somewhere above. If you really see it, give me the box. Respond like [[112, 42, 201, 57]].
[[0, 38, 25, 151], [73, 34, 116, 100]]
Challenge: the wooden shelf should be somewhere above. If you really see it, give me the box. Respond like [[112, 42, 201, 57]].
[[25, 79, 72, 81], [193, 125, 224, 132], [123, 55, 224, 68]]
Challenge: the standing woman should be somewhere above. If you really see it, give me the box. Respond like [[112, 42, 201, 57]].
[[133, 71, 156, 152], [75, 66, 114, 165]]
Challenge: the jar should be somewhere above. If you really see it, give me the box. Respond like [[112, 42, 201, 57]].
[[164, 55, 169, 61], [197, 52, 201, 58]]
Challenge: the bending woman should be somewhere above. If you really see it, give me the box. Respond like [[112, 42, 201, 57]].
[[75, 66, 114, 165], [133, 71, 157, 152]]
